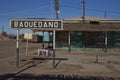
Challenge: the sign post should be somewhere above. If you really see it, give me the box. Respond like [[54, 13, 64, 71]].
[[24, 33, 32, 56], [105, 32, 107, 52], [26, 38, 29, 56], [68, 32, 71, 52], [53, 30, 56, 68], [16, 29, 19, 67], [10, 18, 63, 68]]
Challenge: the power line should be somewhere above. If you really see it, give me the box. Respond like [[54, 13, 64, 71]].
[[0, 1, 120, 18], [61, 4, 120, 16], [0, 3, 54, 16]]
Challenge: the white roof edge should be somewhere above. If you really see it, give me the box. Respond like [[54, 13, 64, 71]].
[[63, 16, 113, 21]]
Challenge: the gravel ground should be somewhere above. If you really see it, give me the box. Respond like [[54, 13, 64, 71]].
[[0, 40, 120, 80]]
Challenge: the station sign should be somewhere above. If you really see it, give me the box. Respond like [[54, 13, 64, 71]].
[[10, 18, 63, 30]]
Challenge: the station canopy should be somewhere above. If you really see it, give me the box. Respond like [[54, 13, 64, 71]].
[[63, 16, 120, 31]]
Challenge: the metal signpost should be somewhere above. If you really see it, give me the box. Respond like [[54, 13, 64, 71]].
[[53, 30, 56, 68], [16, 29, 19, 67], [24, 33, 33, 56], [10, 19, 63, 67]]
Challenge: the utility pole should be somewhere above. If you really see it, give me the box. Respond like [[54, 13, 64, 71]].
[[1, 26, 5, 40], [2, 26, 4, 33], [81, 0, 86, 49], [81, 0, 86, 23], [52, 0, 60, 69], [104, 11, 107, 18], [104, 11, 107, 52], [55, 0, 60, 19]]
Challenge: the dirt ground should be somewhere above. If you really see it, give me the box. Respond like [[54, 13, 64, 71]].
[[3, 50, 120, 76], [0, 40, 120, 80]]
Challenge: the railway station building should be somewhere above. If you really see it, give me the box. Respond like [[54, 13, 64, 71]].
[[10, 16, 120, 51], [53, 16, 120, 51]]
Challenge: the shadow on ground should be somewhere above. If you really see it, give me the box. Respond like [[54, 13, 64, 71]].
[[0, 73, 119, 80]]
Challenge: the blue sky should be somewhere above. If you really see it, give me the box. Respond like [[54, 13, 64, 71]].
[[0, 0, 120, 34]]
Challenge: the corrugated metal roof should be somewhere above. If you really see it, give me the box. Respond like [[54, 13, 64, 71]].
[[64, 16, 111, 21]]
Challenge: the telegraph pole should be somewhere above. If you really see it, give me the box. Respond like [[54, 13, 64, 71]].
[[81, 0, 86, 23], [81, 0, 86, 49], [104, 11, 107, 18], [55, 0, 60, 19], [104, 11, 107, 52], [1, 26, 5, 39], [52, 0, 60, 68], [2, 26, 4, 33]]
